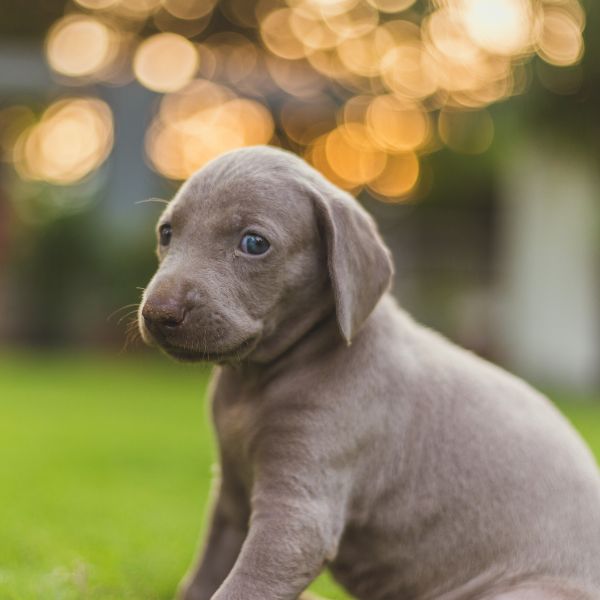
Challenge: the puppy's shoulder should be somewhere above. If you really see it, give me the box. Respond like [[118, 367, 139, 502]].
[[281, 295, 424, 409], [331, 294, 425, 382]]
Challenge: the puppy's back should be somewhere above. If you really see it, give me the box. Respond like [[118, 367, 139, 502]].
[[334, 295, 600, 598]]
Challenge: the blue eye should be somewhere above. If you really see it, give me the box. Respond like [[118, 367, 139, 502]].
[[240, 233, 270, 255]]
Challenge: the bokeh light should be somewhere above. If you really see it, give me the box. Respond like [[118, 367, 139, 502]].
[[162, 0, 218, 20], [12, 98, 114, 185], [261, 8, 307, 60], [460, 0, 536, 56], [537, 6, 584, 66], [380, 39, 438, 100], [133, 33, 199, 93], [73, 0, 119, 10], [113, 0, 162, 20], [146, 80, 274, 179], [206, 33, 259, 85], [46, 15, 117, 78], [323, 1, 379, 37], [336, 27, 394, 77], [366, 0, 416, 13], [5, 0, 588, 202], [368, 152, 420, 199], [324, 124, 387, 187], [289, 10, 339, 51], [267, 56, 325, 97], [366, 95, 430, 152]]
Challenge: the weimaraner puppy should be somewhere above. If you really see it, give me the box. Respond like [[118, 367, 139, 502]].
[[139, 146, 600, 600]]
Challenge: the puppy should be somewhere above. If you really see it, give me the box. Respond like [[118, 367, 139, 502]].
[[139, 146, 600, 600]]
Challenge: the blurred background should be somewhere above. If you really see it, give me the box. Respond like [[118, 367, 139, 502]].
[[0, 0, 598, 389], [0, 0, 599, 598]]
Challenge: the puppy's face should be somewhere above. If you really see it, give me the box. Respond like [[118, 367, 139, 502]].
[[138, 151, 329, 363]]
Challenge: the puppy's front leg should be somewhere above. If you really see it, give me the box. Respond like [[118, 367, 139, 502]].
[[210, 470, 343, 600], [179, 473, 249, 600]]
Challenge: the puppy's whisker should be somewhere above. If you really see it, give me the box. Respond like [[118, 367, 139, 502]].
[[119, 313, 143, 354], [122, 323, 141, 353], [135, 197, 169, 206], [117, 309, 140, 326], [125, 319, 139, 333], [107, 303, 140, 323]]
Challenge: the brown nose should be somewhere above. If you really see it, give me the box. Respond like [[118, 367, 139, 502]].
[[142, 298, 186, 329]]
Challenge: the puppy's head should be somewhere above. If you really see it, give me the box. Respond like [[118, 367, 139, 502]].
[[139, 146, 393, 364]]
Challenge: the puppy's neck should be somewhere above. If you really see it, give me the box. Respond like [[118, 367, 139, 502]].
[[224, 304, 343, 384]]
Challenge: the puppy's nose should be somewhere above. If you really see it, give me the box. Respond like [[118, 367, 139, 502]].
[[142, 298, 186, 329]]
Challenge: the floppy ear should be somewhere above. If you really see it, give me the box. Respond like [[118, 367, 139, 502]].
[[311, 187, 394, 345]]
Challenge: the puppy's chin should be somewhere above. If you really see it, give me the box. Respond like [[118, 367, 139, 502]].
[[142, 332, 258, 365], [138, 316, 261, 364], [160, 337, 259, 364]]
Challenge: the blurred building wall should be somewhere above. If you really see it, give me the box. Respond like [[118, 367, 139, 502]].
[[497, 140, 600, 390]]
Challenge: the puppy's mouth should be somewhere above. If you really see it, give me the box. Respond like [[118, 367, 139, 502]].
[[138, 306, 261, 364], [158, 336, 259, 364]]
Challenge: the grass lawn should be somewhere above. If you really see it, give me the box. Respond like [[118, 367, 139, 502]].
[[1, 352, 599, 600]]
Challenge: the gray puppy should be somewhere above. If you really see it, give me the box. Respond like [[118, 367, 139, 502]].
[[139, 146, 600, 600]]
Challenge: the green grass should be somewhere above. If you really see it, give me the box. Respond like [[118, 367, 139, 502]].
[[0, 352, 349, 600], [1, 352, 599, 600]]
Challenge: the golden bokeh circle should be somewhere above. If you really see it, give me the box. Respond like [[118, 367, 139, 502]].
[[261, 8, 307, 60], [460, 0, 535, 56], [366, 0, 416, 14], [380, 42, 438, 99], [537, 8, 584, 67], [325, 124, 387, 185], [133, 33, 199, 93], [14, 98, 113, 185], [146, 83, 274, 180], [162, 0, 218, 20], [74, 0, 119, 9], [46, 15, 115, 78], [367, 95, 430, 152], [368, 152, 419, 200]]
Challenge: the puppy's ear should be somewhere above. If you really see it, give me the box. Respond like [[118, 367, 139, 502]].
[[311, 187, 394, 345]]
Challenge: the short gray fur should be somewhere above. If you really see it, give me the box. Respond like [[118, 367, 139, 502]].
[[139, 146, 600, 600]]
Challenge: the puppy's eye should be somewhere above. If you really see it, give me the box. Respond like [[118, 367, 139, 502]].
[[159, 223, 172, 246], [240, 233, 270, 256]]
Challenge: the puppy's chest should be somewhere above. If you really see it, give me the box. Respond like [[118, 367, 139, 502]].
[[215, 399, 255, 454], [212, 391, 260, 490]]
